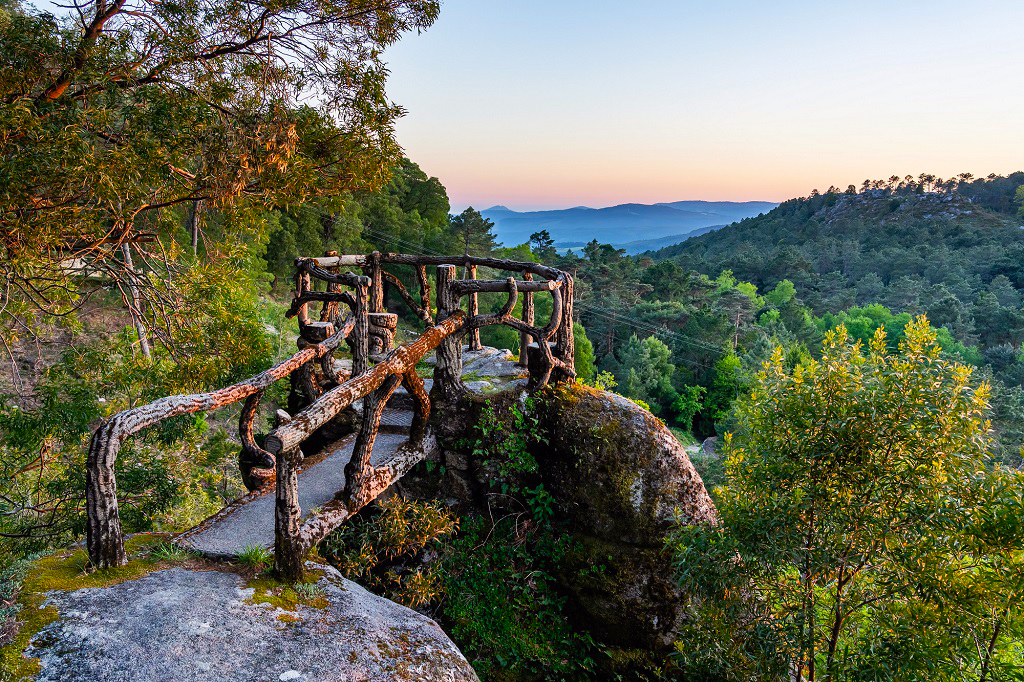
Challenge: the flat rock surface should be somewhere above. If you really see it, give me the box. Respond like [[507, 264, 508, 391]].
[[27, 564, 478, 682], [178, 432, 409, 558]]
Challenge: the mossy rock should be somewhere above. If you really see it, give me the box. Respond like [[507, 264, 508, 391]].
[[533, 383, 718, 650], [535, 383, 717, 546], [559, 534, 686, 650], [0, 534, 176, 681]]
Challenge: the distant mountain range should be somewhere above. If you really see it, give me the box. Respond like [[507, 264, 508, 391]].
[[481, 200, 779, 253]]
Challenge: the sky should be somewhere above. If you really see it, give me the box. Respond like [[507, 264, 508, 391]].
[[383, 0, 1024, 212]]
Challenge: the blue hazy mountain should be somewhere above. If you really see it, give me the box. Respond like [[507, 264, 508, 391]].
[[481, 200, 778, 249]]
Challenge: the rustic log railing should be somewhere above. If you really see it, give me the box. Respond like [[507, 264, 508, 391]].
[[84, 253, 575, 579]]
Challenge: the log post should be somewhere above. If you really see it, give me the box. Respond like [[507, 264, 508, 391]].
[[553, 273, 575, 382], [274, 445, 305, 581], [344, 374, 402, 506], [519, 271, 535, 368], [85, 422, 128, 569], [238, 389, 275, 491], [467, 263, 481, 351], [417, 265, 432, 321], [368, 251, 384, 353], [321, 250, 341, 324], [350, 281, 370, 376], [433, 265, 464, 401]]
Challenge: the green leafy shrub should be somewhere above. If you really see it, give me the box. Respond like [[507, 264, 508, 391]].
[[463, 398, 548, 489], [319, 497, 456, 609], [439, 514, 596, 681], [669, 318, 1024, 680]]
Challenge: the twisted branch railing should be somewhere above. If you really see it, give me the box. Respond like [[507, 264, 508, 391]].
[[85, 253, 575, 579]]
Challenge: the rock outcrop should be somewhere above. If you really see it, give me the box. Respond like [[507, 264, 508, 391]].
[[23, 562, 478, 682], [535, 383, 718, 650]]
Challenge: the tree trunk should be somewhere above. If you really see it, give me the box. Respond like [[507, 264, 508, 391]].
[[121, 243, 151, 359], [188, 199, 204, 255]]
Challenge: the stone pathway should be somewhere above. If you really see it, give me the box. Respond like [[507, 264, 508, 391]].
[[176, 431, 410, 558]]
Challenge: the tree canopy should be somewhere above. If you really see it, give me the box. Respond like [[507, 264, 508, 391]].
[[0, 0, 438, 334], [670, 318, 1024, 680]]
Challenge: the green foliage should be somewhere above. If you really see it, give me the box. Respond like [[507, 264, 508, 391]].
[[615, 335, 678, 417], [148, 543, 198, 563], [0, 0, 439, 339], [450, 207, 499, 257], [263, 158, 453, 288], [237, 544, 272, 570], [671, 384, 706, 431], [572, 322, 596, 383], [439, 514, 597, 681], [764, 279, 796, 307], [437, 396, 601, 680], [669, 317, 1024, 680], [0, 305, 273, 562], [319, 497, 456, 609], [698, 353, 744, 434], [464, 399, 547, 486]]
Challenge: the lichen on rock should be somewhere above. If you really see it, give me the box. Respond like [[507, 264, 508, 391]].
[[7, 552, 477, 682]]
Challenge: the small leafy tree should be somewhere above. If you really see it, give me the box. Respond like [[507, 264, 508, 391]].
[[670, 317, 1024, 680]]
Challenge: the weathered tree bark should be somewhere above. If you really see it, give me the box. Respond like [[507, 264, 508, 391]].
[[367, 251, 384, 353], [449, 279, 557, 294], [433, 265, 465, 402], [466, 264, 481, 351], [313, 253, 567, 284], [401, 369, 429, 446], [238, 390, 276, 491], [381, 270, 432, 324], [288, 437, 433, 561], [274, 446, 304, 581], [320, 250, 341, 324], [87, 250, 575, 574], [467, 277, 518, 329], [368, 312, 398, 352], [188, 199, 205, 254], [350, 283, 369, 376], [343, 374, 401, 504], [264, 310, 465, 456], [85, 422, 128, 569], [519, 272, 535, 368], [554, 273, 576, 382], [417, 265, 432, 322]]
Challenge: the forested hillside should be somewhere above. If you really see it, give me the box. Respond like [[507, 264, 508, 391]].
[[532, 173, 1024, 468]]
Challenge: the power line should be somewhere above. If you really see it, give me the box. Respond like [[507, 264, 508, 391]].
[[295, 203, 730, 357]]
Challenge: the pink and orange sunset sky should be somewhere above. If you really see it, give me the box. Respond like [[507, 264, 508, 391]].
[[384, 0, 1024, 212]]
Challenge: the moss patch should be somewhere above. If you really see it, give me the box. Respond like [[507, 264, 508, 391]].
[[0, 533, 204, 681], [244, 572, 330, 611]]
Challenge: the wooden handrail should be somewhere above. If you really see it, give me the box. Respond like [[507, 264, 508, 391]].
[[85, 256, 575, 577], [84, 320, 354, 569]]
